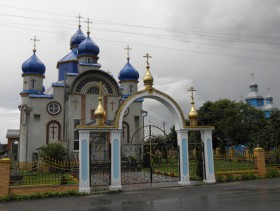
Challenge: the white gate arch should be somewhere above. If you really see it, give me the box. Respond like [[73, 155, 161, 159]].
[[78, 88, 215, 193], [115, 88, 186, 130]]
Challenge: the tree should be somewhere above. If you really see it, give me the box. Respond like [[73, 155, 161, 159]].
[[197, 99, 267, 148], [38, 143, 67, 161]]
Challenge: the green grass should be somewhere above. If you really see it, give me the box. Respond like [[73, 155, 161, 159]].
[[11, 173, 78, 186]]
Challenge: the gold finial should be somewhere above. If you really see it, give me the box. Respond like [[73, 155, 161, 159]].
[[124, 45, 132, 61], [188, 86, 198, 127], [84, 18, 93, 36], [31, 36, 39, 53], [143, 53, 154, 89], [94, 81, 106, 126], [76, 13, 84, 28]]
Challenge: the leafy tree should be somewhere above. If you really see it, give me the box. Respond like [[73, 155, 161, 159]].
[[38, 143, 67, 161], [197, 99, 267, 148]]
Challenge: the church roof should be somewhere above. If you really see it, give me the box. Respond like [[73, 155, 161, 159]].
[[22, 52, 46, 75], [78, 36, 100, 56], [118, 61, 139, 81], [58, 48, 78, 63]]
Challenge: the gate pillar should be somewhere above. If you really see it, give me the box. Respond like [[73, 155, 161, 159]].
[[177, 129, 191, 185], [78, 130, 91, 193], [200, 129, 216, 183], [109, 129, 122, 191]]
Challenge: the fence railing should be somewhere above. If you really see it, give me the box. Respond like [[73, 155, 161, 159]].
[[214, 153, 255, 173], [265, 147, 280, 169], [10, 158, 79, 186]]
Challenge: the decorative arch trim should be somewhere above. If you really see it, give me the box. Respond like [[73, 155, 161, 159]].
[[115, 88, 186, 130], [70, 70, 121, 96]]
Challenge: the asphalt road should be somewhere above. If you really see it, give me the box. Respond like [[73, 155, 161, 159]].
[[1, 178, 280, 211]]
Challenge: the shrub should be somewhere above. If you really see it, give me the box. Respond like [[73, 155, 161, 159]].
[[216, 174, 224, 182], [266, 169, 280, 178], [226, 174, 234, 182], [241, 172, 257, 180], [39, 143, 67, 161]]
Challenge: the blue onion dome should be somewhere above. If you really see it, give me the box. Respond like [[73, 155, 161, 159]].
[[78, 35, 100, 56], [118, 61, 139, 81], [22, 52, 46, 75], [70, 27, 86, 49]]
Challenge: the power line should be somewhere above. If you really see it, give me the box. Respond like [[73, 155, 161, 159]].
[[0, 3, 279, 41], [0, 23, 279, 63], [1, 11, 280, 48], [2, 18, 280, 56]]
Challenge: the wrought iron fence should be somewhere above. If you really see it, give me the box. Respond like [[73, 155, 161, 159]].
[[265, 147, 280, 169], [214, 153, 255, 173], [10, 158, 79, 186]]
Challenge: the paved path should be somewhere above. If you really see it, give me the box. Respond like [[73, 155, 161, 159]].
[[1, 178, 280, 211]]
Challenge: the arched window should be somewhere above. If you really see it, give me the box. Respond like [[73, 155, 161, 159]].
[[122, 121, 130, 143], [129, 85, 133, 93], [87, 57, 91, 63], [31, 79, 36, 89]]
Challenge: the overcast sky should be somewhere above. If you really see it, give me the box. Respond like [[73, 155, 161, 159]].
[[1, 0, 280, 143]]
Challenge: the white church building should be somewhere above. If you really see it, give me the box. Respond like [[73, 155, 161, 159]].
[[8, 21, 144, 162]]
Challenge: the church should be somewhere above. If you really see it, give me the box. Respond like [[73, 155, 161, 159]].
[[245, 74, 277, 118], [8, 19, 144, 162]]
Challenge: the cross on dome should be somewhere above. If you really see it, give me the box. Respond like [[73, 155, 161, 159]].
[[98, 81, 103, 97], [188, 86, 196, 102], [84, 18, 93, 35], [143, 53, 152, 66], [31, 36, 39, 53], [76, 13, 84, 28], [250, 73, 255, 83], [124, 45, 132, 61]]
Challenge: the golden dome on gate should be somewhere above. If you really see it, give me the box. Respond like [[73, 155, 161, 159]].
[[94, 97, 106, 118]]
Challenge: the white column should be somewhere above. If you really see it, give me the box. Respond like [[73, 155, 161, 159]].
[[78, 130, 91, 193], [109, 129, 122, 191], [177, 129, 191, 185], [201, 130, 216, 183]]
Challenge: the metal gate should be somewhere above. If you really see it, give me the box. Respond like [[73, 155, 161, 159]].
[[121, 125, 180, 184], [189, 140, 205, 180], [90, 134, 111, 187]]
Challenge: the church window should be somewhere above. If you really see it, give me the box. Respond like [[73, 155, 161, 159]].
[[122, 121, 130, 143], [73, 119, 81, 151], [87, 57, 91, 63], [31, 79, 36, 89], [74, 75, 114, 94], [87, 86, 100, 94], [34, 114, 40, 121], [47, 101, 61, 115], [129, 85, 133, 93]]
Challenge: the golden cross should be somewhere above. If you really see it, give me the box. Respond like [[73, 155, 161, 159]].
[[31, 36, 39, 52], [76, 13, 84, 28], [84, 18, 93, 35], [98, 81, 103, 97], [143, 53, 152, 65], [188, 86, 196, 102], [124, 45, 132, 61]]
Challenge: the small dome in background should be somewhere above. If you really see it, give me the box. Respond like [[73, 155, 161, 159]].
[[118, 61, 139, 81], [22, 52, 46, 75], [78, 36, 100, 56], [70, 28, 86, 49]]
